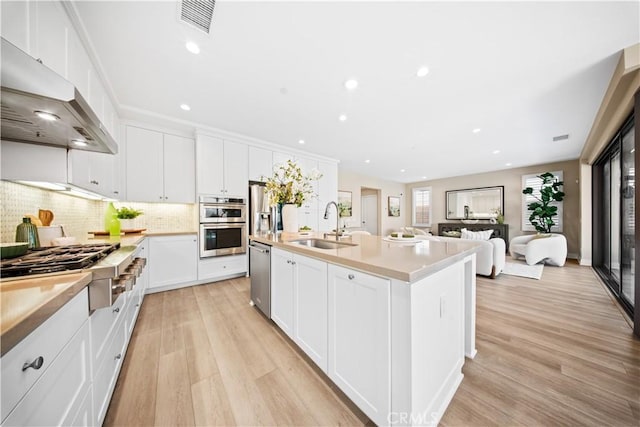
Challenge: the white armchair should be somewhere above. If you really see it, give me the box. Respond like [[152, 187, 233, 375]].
[[509, 234, 567, 266]]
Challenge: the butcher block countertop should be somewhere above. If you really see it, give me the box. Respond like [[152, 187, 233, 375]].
[[250, 231, 480, 283], [0, 272, 92, 356]]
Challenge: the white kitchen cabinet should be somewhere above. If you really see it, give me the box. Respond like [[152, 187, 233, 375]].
[[92, 315, 125, 426], [68, 150, 117, 198], [33, 1, 68, 81], [1, 1, 30, 54], [163, 134, 196, 203], [270, 247, 296, 338], [327, 264, 390, 425], [67, 29, 92, 101], [196, 135, 248, 197], [294, 254, 328, 371], [148, 235, 198, 289], [198, 254, 247, 281], [0, 141, 68, 184], [248, 146, 273, 182], [2, 321, 92, 427], [273, 151, 294, 168], [125, 126, 195, 203], [271, 248, 328, 370]]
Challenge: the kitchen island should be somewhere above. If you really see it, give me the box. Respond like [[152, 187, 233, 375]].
[[249, 232, 480, 426]]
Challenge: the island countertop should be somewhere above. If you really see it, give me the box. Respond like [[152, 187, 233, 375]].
[[249, 232, 481, 282]]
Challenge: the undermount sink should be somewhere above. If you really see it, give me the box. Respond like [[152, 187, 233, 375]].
[[291, 238, 357, 250]]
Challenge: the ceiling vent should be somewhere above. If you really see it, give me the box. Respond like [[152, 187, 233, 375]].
[[552, 134, 570, 142], [180, 0, 215, 34]]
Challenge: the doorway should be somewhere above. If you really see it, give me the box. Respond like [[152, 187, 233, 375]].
[[361, 188, 380, 235]]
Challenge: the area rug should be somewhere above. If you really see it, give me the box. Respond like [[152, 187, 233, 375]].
[[501, 261, 544, 280]]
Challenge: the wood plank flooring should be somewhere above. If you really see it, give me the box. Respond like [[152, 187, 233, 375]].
[[105, 260, 640, 426]]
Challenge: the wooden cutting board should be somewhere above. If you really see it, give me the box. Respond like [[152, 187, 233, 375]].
[[89, 229, 147, 236]]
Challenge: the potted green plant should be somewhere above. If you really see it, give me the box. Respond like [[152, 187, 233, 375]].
[[116, 206, 143, 230], [522, 172, 565, 233]]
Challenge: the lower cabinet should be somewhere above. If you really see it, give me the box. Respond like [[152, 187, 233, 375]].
[[148, 235, 198, 289], [270, 248, 328, 371], [327, 264, 391, 425], [198, 254, 247, 281]]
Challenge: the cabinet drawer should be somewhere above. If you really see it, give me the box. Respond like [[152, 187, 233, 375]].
[[198, 254, 247, 281], [1, 288, 89, 422], [90, 292, 126, 369], [93, 317, 126, 426], [2, 321, 91, 426]]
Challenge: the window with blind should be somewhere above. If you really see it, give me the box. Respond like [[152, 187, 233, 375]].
[[412, 187, 432, 227], [521, 171, 563, 232]]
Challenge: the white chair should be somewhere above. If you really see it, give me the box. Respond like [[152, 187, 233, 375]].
[[509, 234, 567, 266]]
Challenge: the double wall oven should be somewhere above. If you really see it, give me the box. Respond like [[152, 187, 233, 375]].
[[199, 196, 247, 258]]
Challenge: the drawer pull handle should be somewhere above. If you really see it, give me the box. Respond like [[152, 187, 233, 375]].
[[286, 259, 291, 264], [115, 353, 122, 361], [113, 307, 120, 313], [348, 274, 355, 280], [291, 261, 296, 265], [22, 356, 44, 372]]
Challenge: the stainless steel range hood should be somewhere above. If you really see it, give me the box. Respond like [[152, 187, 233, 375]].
[[1, 37, 118, 154]]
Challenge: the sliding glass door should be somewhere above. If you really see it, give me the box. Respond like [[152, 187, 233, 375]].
[[593, 114, 635, 317]]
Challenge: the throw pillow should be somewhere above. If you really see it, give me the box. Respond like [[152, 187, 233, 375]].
[[460, 228, 494, 241]]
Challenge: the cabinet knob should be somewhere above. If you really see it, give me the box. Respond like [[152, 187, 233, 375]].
[[113, 307, 120, 313], [348, 274, 355, 280], [164, 197, 168, 200], [286, 259, 291, 264], [159, 196, 163, 199], [115, 353, 122, 361], [136, 303, 140, 307], [114, 191, 119, 194], [291, 261, 296, 265], [22, 356, 44, 372]]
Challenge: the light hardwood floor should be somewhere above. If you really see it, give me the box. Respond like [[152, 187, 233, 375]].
[[105, 260, 640, 426]]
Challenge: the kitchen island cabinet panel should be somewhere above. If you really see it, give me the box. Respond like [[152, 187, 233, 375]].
[[327, 265, 390, 426], [294, 255, 328, 372], [148, 235, 198, 290], [2, 321, 91, 427], [270, 247, 296, 338]]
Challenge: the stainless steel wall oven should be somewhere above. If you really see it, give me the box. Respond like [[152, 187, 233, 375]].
[[199, 196, 247, 258]]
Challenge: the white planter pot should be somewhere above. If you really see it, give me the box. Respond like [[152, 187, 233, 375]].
[[281, 204, 299, 233], [120, 218, 135, 230]]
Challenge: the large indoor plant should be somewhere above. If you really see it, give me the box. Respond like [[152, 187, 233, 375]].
[[265, 160, 321, 232], [522, 172, 565, 233]]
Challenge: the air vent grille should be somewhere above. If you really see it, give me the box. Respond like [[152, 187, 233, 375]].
[[180, 0, 215, 34], [552, 134, 570, 142]]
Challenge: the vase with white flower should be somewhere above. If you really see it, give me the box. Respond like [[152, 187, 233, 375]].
[[265, 160, 322, 233]]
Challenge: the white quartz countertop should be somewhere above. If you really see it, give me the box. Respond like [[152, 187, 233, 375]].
[[250, 232, 481, 282]]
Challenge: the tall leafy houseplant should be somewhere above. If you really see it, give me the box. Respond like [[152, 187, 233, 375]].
[[522, 172, 565, 233]]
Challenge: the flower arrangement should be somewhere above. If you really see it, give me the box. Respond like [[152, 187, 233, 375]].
[[265, 160, 322, 207]]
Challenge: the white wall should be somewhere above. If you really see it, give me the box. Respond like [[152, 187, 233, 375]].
[[338, 169, 407, 236]]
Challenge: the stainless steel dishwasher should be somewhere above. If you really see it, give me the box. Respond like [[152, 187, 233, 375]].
[[249, 240, 271, 317]]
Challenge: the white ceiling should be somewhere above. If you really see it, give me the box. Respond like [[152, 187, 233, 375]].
[[74, 1, 639, 183]]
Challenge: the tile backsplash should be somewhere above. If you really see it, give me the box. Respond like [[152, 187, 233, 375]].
[[1, 181, 198, 243]]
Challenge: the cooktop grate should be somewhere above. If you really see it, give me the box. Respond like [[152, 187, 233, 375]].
[[1, 243, 120, 278]]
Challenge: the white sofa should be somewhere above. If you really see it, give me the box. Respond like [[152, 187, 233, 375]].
[[422, 234, 506, 278]]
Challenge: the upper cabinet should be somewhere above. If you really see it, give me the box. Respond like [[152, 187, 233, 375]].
[[0, 1, 119, 140], [196, 135, 248, 197], [248, 146, 273, 182], [125, 126, 195, 203], [68, 150, 117, 199], [0, 141, 67, 183]]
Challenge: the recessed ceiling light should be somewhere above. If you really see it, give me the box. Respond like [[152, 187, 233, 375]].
[[364, 159, 370, 163], [344, 79, 358, 90], [180, 104, 191, 111], [339, 114, 347, 121], [185, 41, 200, 54], [34, 110, 60, 121], [400, 169, 406, 173], [472, 128, 481, 133], [492, 150, 501, 154], [416, 66, 430, 77], [298, 139, 305, 145], [505, 162, 512, 166], [72, 139, 87, 147]]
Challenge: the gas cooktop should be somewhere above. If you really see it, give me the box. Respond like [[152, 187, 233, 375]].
[[1, 243, 120, 278]]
